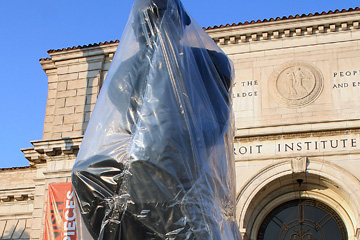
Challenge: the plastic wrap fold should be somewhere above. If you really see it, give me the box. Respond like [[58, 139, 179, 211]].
[[72, 0, 241, 239]]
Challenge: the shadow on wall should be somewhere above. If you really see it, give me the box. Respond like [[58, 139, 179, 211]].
[[0, 219, 30, 239], [80, 45, 109, 135]]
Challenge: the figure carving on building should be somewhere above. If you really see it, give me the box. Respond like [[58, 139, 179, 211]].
[[270, 61, 323, 107], [286, 67, 309, 98], [71, 0, 241, 239]]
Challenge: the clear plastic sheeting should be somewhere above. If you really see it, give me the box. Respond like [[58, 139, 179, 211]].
[[71, 0, 241, 239]]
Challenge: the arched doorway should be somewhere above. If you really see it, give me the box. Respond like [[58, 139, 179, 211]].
[[236, 159, 360, 239], [257, 198, 348, 240]]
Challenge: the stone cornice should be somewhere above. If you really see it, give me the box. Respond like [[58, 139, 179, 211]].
[[0, 166, 32, 171], [39, 9, 360, 65], [0, 187, 35, 203], [21, 137, 83, 165], [39, 41, 118, 71], [236, 119, 360, 139], [43, 169, 73, 177], [46, 40, 119, 54], [207, 11, 360, 45], [205, 7, 360, 30]]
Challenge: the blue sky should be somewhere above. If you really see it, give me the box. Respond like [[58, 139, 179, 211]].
[[0, 0, 358, 168]]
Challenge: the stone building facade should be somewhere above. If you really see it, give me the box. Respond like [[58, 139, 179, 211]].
[[1, 7, 360, 239]]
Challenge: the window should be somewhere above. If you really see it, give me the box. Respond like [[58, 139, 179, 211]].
[[258, 199, 347, 240]]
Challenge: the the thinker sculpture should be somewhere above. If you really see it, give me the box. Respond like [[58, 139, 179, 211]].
[[72, 0, 241, 239]]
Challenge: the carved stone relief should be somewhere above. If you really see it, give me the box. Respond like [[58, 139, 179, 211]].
[[269, 61, 323, 107], [291, 157, 308, 174]]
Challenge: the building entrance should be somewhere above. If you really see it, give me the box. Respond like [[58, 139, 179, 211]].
[[257, 199, 348, 240]]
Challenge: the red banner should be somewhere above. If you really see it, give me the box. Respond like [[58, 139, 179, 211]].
[[44, 182, 77, 240]]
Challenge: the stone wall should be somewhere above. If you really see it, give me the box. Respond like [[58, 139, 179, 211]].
[[207, 10, 360, 239], [41, 43, 117, 140], [0, 167, 36, 239], [1, 8, 360, 240]]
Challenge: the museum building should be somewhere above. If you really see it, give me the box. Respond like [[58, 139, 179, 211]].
[[1, 7, 360, 240]]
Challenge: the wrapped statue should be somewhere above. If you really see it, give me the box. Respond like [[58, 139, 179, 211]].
[[72, 0, 241, 239]]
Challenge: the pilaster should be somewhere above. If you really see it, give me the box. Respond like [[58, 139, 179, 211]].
[[21, 137, 82, 239], [40, 43, 117, 140]]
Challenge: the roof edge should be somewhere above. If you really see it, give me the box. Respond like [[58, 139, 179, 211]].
[[39, 6, 360, 60], [0, 166, 33, 171], [39, 40, 120, 61], [203, 7, 360, 30]]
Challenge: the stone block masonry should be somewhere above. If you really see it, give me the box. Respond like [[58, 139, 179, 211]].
[[41, 46, 115, 139]]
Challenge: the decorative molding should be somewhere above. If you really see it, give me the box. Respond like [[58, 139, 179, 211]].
[[236, 159, 360, 238], [0, 188, 35, 203], [235, 128, 360, 142], [211, 19, 360, 46], [38, 11, 360, 63], [21, 137, 82, 165], [40, 42, 118, 72], [43, 169, 72, 176], [291, 157, 308, 174], [269, 61, 324, 108]]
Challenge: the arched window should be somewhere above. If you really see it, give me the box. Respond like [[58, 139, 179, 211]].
[[258, 199, 347, 240]]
